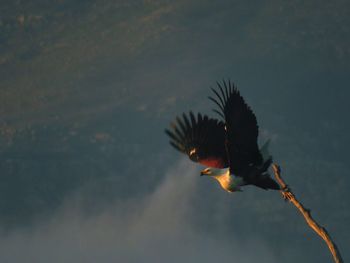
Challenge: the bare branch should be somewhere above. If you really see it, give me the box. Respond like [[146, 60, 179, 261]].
[[272, 164, 343, 263]]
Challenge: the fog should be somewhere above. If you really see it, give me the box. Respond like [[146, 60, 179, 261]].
[[0, 160, 276, 263]]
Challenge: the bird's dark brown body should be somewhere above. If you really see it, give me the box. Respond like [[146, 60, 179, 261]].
[[165, 80, 279, 192]]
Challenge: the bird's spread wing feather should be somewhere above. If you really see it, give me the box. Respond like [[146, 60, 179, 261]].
[[209, 80, 262, 176], [165, 111, 228, 168]]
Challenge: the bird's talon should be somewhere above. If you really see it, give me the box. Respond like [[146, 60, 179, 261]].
[[284, 192, 293, 201]]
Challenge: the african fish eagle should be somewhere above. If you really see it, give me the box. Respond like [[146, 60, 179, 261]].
[[165, 80, 280, 192]]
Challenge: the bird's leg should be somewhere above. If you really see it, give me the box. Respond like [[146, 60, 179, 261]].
[[282, 184, 290, 192]]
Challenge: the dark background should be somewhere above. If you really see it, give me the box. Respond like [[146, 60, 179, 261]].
[[0, 1, 349, 262]]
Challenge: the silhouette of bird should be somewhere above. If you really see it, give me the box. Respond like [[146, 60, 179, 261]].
[[165, 80, 279, 192]]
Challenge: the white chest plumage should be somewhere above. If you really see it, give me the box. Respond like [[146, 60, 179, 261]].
[[213, 170, 245, 192]]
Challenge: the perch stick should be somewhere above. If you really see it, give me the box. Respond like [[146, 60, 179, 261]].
[[272, 164, 343, 263]]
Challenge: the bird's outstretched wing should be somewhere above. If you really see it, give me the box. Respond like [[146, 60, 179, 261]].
[[209, 80, 262, 175], [165, 111, 228, 168]]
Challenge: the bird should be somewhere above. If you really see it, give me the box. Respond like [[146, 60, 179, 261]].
[[165, 80, 280, 193]]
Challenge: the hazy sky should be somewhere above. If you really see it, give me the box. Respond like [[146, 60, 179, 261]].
[[0, 1, 349, 262]]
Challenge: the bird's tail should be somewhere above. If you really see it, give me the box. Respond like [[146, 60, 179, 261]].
[[254, 157, 280, 190], [253, 174, 280, 190]]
